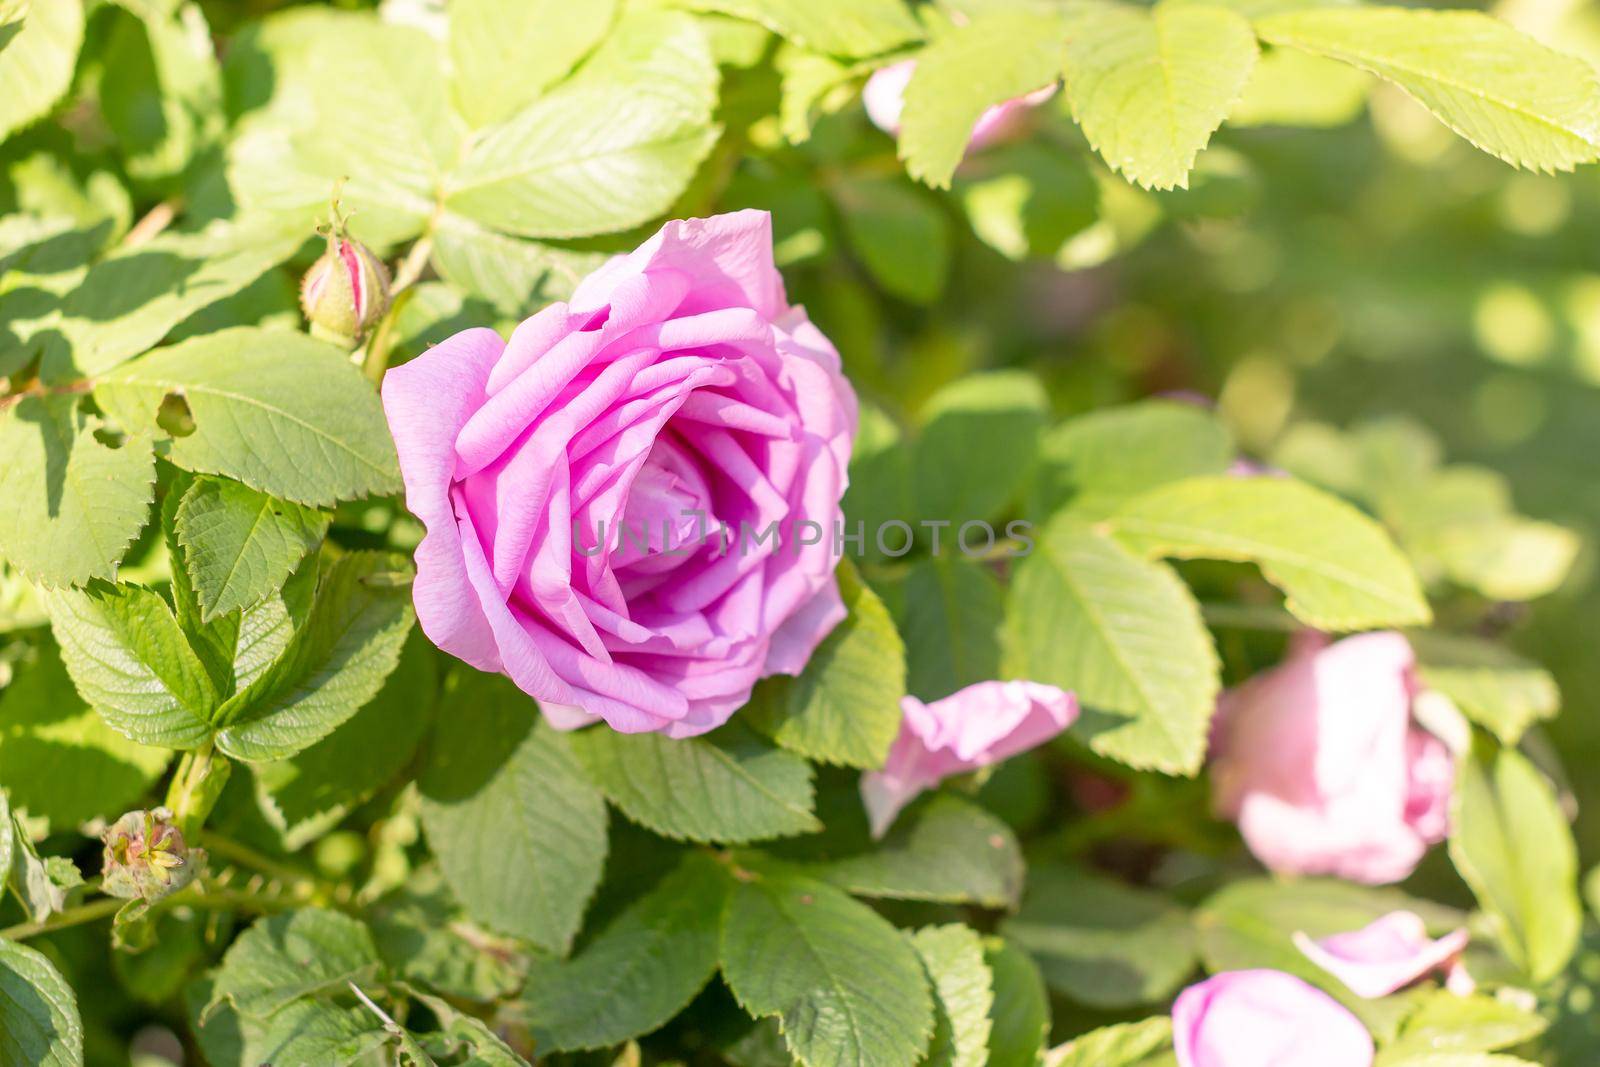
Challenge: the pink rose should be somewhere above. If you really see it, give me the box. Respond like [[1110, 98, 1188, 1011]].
[[1174, 970, 1374, 1067], [1293, 911, 1472, 999], [1210, 631, 1453, 884], [861, 680, 1077, 836], [862, 59, 1057, 151], [383, 211, 857, 737]]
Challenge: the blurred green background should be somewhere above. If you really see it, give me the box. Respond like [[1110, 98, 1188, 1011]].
[[752, 0, 1600, 858]]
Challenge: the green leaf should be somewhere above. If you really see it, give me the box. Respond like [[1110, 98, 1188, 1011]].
[[983, 938, 1049, 1067], [833, 175, 951, 304], [43, 218, 305, 381], [368, 868, 522, 1005], [252, 998, 388, 1067], [99, 2, 223, 186], [185, 977, 257, 1067], [1029, 400, 1234, 522], [1111, 475, 1432, 630], [213, 551, 414, 761], [0, 937, 83, 1067], [680, 0, 920, 58], [895, 556, 1002, 702], [1449, 739, 1581, 985], [1196, 877, 1465, 1034], [175, 476, 329, 623], [745, 561, 906, 768], [208, 908, 383, 1021], [1382, 465, 1578, 603], [1227, 46, 1372, 128], [1001, 517, 1219, 775], [6, 812, 79, 924], [418, 671, 608, 954], [0, 0, 25, 55], [912, 925, 993, 1067], [430, 211, 607, 315], [898, 11, 1064, 189], [1003, 864, 1195, 1009], [955, 141, 1099, 263], [913, 371, 1048, 530], [813, 794, 1024, 909], [1384, 990, 1547, 1060], [254, 628, 435, 848], [0, 0, 82, 141], [0, 641, 170, 829], [1409, 631, 1558, 745], [45, 580, 219, 749], [95, 327, 402, 508], [522, 853, 730, 1051], [0, 395, 156, 589], [231, 553, 319, 696], [570, 719, 820, 845], [774, 43, 867, 144], [1044, 1017, 1172, 1067], [720, 870, 934, 1067], [163, 470, 245, 699], [444, 8, 720, 239], [1255, 7, 1600, 172], [448, 0, 618, 127], [1062, 1, 1257, 190], [224, 11, 461, 246]]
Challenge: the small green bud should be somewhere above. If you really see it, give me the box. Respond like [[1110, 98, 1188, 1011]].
[[299, 229, 391, 346], [100, 808, 203, 902]]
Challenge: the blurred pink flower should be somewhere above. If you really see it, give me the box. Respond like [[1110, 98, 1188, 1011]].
[[383, 211, 856, 737], [1293, 911, 1472, 999], [1210, 631, 1453, 884], [1174, 970, 1374, 1067], [861, 680, 1076, 836], [862, 59, 1057, 151]]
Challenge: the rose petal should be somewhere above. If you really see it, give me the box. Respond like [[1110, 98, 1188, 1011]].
[[1173, 970, 1374, 1067], [860, 680, 1077, 837], [1293, 912, 1471, 999]]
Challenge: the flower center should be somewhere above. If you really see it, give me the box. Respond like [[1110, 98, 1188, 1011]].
[[613, 437, 714, 574]]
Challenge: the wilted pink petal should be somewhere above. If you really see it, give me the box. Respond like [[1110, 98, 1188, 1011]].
[[1293, 912, 1471, 999], [861, 680, 1076, 837], [1173, 970, 1374, 1067]]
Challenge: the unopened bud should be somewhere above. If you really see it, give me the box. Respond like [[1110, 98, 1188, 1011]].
[[101, 808, 203, 902], [299, 230, 391, 346]]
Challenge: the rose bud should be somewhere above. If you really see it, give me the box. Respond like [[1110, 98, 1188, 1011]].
[[861, 680, 1077, 837], [1209, 631, 1453, 885], [1174, 970, 1374, 1067], [100, 808, 203, 902], [299, 229, 391, 346]]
